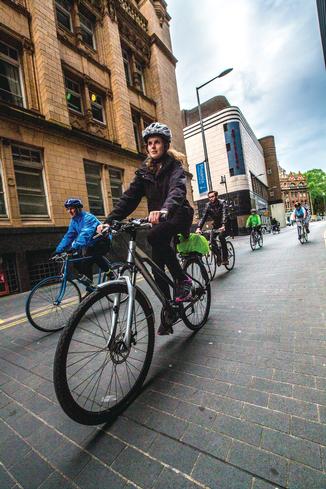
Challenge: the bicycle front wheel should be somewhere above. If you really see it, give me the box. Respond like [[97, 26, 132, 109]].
[[224, 241, 235, 271], [181, 257, 211, 331], [203, 248, 217, 280], [54, 282, 154, 425], [26, 276, 81, 332], [258, 233, 263, 248], [250, 233, 257, 251]]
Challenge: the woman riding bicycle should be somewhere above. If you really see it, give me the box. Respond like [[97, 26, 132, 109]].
[[97, 122, 194, 335]]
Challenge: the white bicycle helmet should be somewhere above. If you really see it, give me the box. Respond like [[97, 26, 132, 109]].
[[142, 122, 172, 143]]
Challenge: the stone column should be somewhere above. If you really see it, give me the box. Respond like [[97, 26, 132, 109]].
[[21, 38, 40, 112], [28, 0, 70, 126]]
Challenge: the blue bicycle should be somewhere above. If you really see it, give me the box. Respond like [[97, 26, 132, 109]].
[[26, 253, 124, 333]]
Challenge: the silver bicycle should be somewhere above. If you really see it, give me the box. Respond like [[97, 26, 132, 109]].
[[54, 218, 211, 425]]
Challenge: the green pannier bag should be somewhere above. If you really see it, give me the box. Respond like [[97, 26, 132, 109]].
[[177, 233, 210, 256]]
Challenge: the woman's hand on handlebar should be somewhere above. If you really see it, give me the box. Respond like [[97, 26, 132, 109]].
[[96, 223, 110, 235], [148, 210, 167, 225]]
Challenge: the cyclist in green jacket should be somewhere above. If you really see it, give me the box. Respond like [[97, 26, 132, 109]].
[[246, 209, 262, 235]]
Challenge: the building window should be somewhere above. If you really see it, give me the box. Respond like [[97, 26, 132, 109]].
[[223, 123, 228, 132], [0, 160, 7, 217], [55, 0, 73, 31], [90, 90, 104, 123], [122, 49, 132, 86], [79, 5, 96, 49], [12, 145, 48, 217], [65, 76, 82, 113], [109, 168, 123, 208], [226, 143, 231, 152], [132, 110, 142, 153], [0, 40, 24, 107], [84, 161, 104, 216], [135, 61, 146, 94]]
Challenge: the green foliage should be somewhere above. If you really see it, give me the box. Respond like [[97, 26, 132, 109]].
[[304, 169, 326, 214]]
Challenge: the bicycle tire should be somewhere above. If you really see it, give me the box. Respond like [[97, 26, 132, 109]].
[[54, 282, 154, 425], [26, 276, 81, 333], [224, 241, 235, 271], [181, 257, 211, 331], [203, 249, 217, 281], [258, 233, 263, 248], [250, 232, 257, 251]]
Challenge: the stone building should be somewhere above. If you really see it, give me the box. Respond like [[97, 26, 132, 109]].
[[182, 96, 284, 234], [279, 169, 312, 219], [0, 0, 190, 294]]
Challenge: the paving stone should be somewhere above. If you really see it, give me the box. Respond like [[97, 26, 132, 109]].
[[0, 465, 17, 489], [10, 451, 53, 489], [192, 453, 252, 489], [227, 385, 269, 407], [293, 385, 326, 405], [273, 369, 316, 387], [107, 416, 157, 450], [168, 383, 205, 404], [321, 446, 326, 471], [86, 430, 125, 464], [22, 394, 54, 415], [242, 404, 290, 433], [319, 405, 326, 423], [228, 441, 288, 486], [251, 378, 292, 397], [75, 459, 126, 489], [316, 377, 326, 390], [0, 391, 12, 408], [153, 467, 201, 489], [112, 446, 163, 489], [56, 419, 96, 445], [213, 413, 262, 446], [252, 479, 280, 489], [173, 400, 217, 428], [181, 423, 231, 459], [201, 392, 243, 417], [8, 411, 44, 438], [0, 402, 26, 424], [268, 394, 319, 421], [137, 390, 179, 413], [26, 424, 68, 457], [48, 441, 91, 479], [288, 462, 326, 489], [38, 471, 76, 489], [144, 407, 189, 439], [291, 416, 326, 444], [0, 433, 31, 467], [261, 428, 322, 469], [148, 433, 199, 474]]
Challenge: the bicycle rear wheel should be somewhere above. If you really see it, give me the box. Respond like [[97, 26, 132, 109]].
[[202, 248, 217, 280], [26, 276, 81, 332], [181, 257, 211, 331], [224, 241, 235, 271], [54, 282, 154, 425]]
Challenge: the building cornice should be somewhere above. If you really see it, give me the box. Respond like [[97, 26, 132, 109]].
[[0, 103, 143, 161], [150, 34, 177, 65]]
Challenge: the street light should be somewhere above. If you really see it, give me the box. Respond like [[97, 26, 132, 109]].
[[220, 175, 229, 202], [196, 68, 233, 192]]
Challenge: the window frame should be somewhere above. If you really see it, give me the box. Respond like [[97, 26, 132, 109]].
[[79, 5, 96, 50], [84, 161, 105, 217], [122, 49, 132, 86], [0, 158, 8, 218], [12, 145, 49, 219], [0, 39, 25, 108], [89, 89, 105, 124], [64, 75, 83, 114], [109, 167, 124, 208], [55, 0, 73, 32]]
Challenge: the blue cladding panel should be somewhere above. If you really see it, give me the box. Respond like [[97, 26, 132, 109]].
[[224, 121, 245, 176]]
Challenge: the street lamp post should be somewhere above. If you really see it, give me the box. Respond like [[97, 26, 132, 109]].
[[220, 175, 229, 203], [196, 68, 233, 193]]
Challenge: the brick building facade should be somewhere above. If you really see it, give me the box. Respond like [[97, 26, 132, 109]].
[[0, 0, 191, 294], [279, 169, 312, 219]]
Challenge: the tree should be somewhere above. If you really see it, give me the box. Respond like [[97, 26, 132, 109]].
[[304, 169, 326, 215]]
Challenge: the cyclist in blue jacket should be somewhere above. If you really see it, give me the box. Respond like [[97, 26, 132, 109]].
[[55, 198, 110, 282]]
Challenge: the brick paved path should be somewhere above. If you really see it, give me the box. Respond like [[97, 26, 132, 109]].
[[0, 222, 325, 489]]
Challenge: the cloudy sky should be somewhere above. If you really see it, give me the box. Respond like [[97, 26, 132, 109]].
[[168, 0, 326, 173]]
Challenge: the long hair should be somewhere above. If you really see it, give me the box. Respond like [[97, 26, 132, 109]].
[[145, 146, 185, 172]]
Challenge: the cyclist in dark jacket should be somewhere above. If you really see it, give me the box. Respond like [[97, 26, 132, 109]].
[[55, 198, 110, 283], [97, 122, 194, 334], [196, 190, 229, 264]]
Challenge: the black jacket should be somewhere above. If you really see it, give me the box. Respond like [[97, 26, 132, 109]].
[[198, 199, 226, 229], [105, 154, 193, 224]]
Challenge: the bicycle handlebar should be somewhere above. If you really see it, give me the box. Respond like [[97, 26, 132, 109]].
[[93, 213, 167, 239]]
